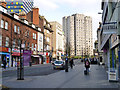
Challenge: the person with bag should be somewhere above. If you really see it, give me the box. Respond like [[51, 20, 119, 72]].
[[84, 58, 90, 74]]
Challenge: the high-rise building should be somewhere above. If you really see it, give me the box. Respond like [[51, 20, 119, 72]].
[[63, 13, 93, 56], [5, 0, 34, 14]]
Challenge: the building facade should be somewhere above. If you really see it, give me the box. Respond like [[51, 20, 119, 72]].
[[0, 3, 43, 67], [5, 0, 33, 14], [50, 21, 64, 60], [22, 7, 53, 64], [63, 14, 93, 57], [100, 0, 120, 81]]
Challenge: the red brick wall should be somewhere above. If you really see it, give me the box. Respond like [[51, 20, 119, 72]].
[[1, 13, 38, 51]]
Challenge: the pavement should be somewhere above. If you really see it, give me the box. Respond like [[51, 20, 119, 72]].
[[2, 63, 51, 72], [2, 63, 120, 89]]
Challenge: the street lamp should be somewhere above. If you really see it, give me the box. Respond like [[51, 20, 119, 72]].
[[17, 42, 24, 80]]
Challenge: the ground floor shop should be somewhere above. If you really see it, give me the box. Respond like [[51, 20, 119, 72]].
[[0, 47, 10, 68], [0, 52, 10, 68]]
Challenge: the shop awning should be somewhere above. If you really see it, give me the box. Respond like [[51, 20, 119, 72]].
[[31, 55, 40, 57]]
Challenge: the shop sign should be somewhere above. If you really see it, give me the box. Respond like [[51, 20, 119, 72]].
[[46, 52, 48, 56], [12, 48, 20, 56], [0, 47, 9, 52], [23, 50, 32, 55], [103, 22, 117, 34]]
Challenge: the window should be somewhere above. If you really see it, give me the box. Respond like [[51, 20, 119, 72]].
[[33, 33, 36, 39], [35, 44, 37, 51], [32, 43, 34, 51], [27, 42, 30, 48], [47, 37, 49, 42], [5, 21, 8, 30], [14, 25, 17, 33], [1, 19, 4, 28], [5, 37, 9, 47], [33, 33, 34, 39], [18, 27, 20, 34], [27, 31, 29, 37], [24, 41, 26, 47], [13, 39, 16, 48], [35, 34, 36, 39], [18, 39, 21, 47], [0, 35, 2, 46]]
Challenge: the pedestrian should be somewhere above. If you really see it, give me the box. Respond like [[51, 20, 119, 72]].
[[84, 58, 90, 73], [3, 60, 7, 69], [69, 58, 74, 69]]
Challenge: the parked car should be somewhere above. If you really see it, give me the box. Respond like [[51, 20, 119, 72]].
[[52, 60, 65, 70]]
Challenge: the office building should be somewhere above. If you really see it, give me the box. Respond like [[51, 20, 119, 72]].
[[63, 13, 93, 56], [5, 0, 33, 14]]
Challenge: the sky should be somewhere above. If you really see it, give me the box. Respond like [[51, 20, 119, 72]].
[[34, 0, 102, 43]]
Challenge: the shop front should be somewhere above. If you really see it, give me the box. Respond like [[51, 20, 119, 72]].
[[0, 47, 10, 68], [31, 51, 40, 65], [23, 50, 32, 66], [12, 48, 21, 67], [38, 51, 44, 64]]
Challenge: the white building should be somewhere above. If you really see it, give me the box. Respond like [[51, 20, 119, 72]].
[[50, 21, 64, 60], [63, 14, 93, 56]]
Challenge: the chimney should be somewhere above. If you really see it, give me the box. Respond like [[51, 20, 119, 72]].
[[32, 7, 39, 26], [19, 11, 26, 19], [0, 1, 7, 8]]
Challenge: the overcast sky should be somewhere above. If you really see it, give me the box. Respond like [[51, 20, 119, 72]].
[[34, 0, 102, 43]]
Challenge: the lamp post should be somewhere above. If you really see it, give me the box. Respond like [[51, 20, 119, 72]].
[[17, 42, 24, 80]]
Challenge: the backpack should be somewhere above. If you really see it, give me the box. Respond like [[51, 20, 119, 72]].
[[86, 61, 89, 66]]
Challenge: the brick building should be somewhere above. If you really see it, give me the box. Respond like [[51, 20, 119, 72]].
[[21, 7, 53, 64], [0, 3, 43, 67]]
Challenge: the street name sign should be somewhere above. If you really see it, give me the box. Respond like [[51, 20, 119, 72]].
[[103, 22, 117, 34]]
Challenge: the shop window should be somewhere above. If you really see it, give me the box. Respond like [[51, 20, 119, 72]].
[[1, 19, 4, 28], [5, 37, 9, 47], [5, 21, 8, 30]]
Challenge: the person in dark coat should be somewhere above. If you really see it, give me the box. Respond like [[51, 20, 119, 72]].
[[69, 58, 74, 69], [84, 58, 90, 72], [3, 60, 7, 69]]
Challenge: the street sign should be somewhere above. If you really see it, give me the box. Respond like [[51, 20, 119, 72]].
[[103, 22, 117, 34]]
